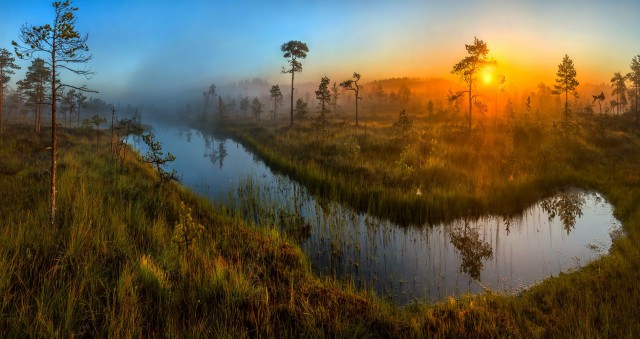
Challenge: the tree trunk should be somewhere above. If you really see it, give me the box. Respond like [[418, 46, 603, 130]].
[[50, 52, 57, 228], [565, 90, 568, 124], [290, 70, 295, 127], [355, 90, 359, 128], [0, 78, 4, 135], [468, 80, 473, 132], [636, 84, 639, 124]]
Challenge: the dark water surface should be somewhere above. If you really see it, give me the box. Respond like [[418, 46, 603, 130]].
[[132, 124, 622, 305]]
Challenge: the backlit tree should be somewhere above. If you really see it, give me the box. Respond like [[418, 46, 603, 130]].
[[251, 97, 263, 121], [281, 40, 309, 126], [340, 72, 362, 128], [627, 55, 640, 123], [270, 84, 283, 124], [451, 37, 495, 131], [314, 76, 331, 133], [551, 54, 579, 124], [611, 72, 627, 114]]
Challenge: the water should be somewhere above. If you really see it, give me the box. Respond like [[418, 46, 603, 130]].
[[132, 124, 622, 305]]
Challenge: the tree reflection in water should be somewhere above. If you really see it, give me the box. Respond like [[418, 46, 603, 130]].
[[206, 139, 228, 169], [540, 192, 585, 234], [449, 219, 493, 280]]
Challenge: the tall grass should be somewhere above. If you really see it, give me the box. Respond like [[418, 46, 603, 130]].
[[1, 118, 640, 336]]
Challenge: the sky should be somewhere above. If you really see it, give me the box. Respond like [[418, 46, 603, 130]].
[[1, 0, 639, 106]]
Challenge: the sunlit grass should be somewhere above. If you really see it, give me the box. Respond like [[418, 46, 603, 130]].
[[1, 114, 640, 336]]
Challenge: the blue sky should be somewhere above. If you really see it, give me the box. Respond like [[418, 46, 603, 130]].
[[1, 0, 639, 106]]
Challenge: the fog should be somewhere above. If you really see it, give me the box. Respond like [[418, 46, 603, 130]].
[[1, 0, 638, 120]]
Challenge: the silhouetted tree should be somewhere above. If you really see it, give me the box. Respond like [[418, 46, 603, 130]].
[[611, 72, 627, 115], [627, 55, 640, 123], [393, 109, 412, 142], [313, 76, 331, 134], [426, 99, 434, 118], [536, 83, 553, 114], [202, 84, 216, 121], [13, 0, 94, 227], [228, 97, 237, 116], [593, 91, 606, 132], [239, 96, 250, 117], [16, 58, 50, 133], [0, 48, 21, 135], [372, 82, 386, 113], [504, 98, 514, 123], [251, 97, 263, 121], [281, 40, 309, 126], [551, 54, 579, 125], [294, 98, 308, 121], [592, 91, 605, 115], [269, 84, 283, 124], [398, 83, 411, 107], [340, 72, 362, 128], [331, 82, 340, 116], [451, 37, 495, 131], [216, 96, 226, 122]]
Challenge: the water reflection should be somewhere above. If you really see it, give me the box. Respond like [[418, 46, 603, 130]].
[[132, 125, 622, 305], [540, 192, 585, 234], [206, 139, 228, 169], [449, 219, 493, 280]]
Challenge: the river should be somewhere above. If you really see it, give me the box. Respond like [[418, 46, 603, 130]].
[[131, 124, 622, 305]]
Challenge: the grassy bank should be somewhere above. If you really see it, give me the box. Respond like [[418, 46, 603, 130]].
[[218, 114, 631, 226], [1, 122, 639, 336]]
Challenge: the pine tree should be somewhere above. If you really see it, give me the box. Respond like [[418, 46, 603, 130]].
[[626, 55, 640, 123], [16, 58, 51, 133], [0, 48, 21, 134], [340, 73, 362, 128], [611, 72, 627, 114], [551, 54, 579, 125], [270, 84, 283, 124], [281, 40, 309, 126], [13, 0, 93, 227], [451, 37, 495, 131]]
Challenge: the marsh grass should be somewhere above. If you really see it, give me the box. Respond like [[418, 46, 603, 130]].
[[1, 118, 640, 336], [203, 111, 640, 335]]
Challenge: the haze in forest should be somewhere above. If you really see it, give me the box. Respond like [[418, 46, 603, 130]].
[[1, 0, 639, 109]]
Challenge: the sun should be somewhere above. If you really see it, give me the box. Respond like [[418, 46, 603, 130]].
[[482, 71, 493, 84]]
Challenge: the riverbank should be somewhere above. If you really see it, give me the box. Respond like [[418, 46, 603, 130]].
[[218, 118, 597, 226], [1, 123, 639, 336], [210, 113, 640, 334]]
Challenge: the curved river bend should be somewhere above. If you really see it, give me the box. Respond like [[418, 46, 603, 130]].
[[133, 125, 621, 305]]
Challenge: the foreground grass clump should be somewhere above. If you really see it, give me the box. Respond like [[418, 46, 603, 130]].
[[1, 123, 639, 337]]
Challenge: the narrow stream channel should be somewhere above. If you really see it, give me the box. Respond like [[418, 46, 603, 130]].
[[132, 124, 622, 305]]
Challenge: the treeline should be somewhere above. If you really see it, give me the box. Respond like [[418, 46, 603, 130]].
[[186, 38, 639, 131]]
